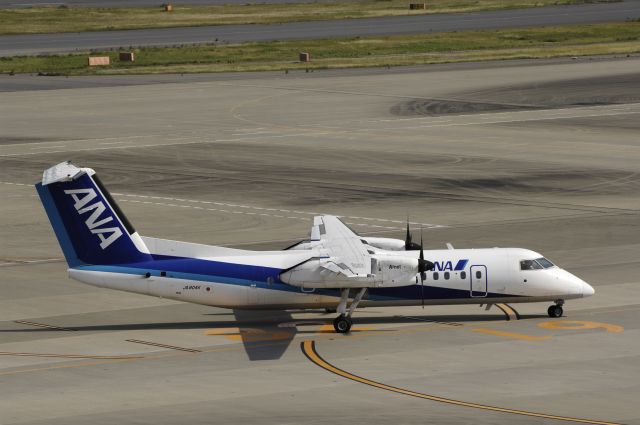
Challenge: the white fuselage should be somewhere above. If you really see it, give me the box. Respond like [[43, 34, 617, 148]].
[[67, 247, 593, 310]]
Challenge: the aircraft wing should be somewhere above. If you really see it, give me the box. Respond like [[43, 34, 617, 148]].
[[313, 215, 371, 276], [281, 215, 423, 289]]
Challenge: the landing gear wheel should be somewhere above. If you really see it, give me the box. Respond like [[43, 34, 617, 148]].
[[333, 315, 353, 333], [548, 305, 563, 318]]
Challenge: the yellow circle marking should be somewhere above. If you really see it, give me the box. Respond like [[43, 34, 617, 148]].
[[538, 321, 624, 333], [301, 340, 623, 425]]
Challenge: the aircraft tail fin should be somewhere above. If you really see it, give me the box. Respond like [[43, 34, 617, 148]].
[[35, 161, 152, 267]]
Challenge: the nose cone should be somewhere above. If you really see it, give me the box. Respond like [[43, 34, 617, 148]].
[[582, 281, 595, 297], [555, 269, 594, 298]]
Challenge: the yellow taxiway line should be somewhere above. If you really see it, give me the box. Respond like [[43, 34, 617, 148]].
[[471, 328, 552, 341], [301, 340, 623, 425]]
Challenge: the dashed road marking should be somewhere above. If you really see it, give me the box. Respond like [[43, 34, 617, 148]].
[[14, 320, 75, 332], [0, 181, 445, 230], [125, 339, 201, 353], [0, 258, 63, 267], [0, 182, 30, 187], [0, 351, 142, 360], [113, 193, 443, 230]]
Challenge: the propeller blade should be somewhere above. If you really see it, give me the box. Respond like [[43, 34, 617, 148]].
[[420, 231, 424, 308], [416, 231, 434, 273], [405, 219, 421, 251], [420, 269, 425, 309]]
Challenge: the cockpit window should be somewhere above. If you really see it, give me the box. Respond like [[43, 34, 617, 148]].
[[520, 259, 542, 270], [536, 257, 555, 269]]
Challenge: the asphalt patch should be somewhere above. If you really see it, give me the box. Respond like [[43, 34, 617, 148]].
[[391, 73, 640, 116]]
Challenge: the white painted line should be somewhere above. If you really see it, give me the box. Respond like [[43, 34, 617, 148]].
[[0, 134, 158, 148], [0, 182, 31, 187], [0, 132, 330, 157], [30, 145, 66, 150], [231, 131, 277, 136], [112, 192, 446, 229], [1, 181, 445, 230], [0, 258, 63, 267], [401, 110, 640, 130], [116, 197, 444, 230]]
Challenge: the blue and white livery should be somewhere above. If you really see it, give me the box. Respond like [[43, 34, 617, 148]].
[[36, 162, 594, 333]]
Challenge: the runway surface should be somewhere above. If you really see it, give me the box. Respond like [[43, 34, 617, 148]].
[[1, 0, 318, 6], [1, 57, 639, 424], [2, 0, 640, 56]]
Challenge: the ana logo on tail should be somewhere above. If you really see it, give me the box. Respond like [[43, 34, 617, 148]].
[[64, 188, 123, 249]]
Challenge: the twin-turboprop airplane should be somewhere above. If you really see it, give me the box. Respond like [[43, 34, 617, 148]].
[[36, 162, 595, 333]]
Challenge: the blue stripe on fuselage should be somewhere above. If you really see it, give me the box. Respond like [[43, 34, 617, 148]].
[[76, 254, 521, 301]]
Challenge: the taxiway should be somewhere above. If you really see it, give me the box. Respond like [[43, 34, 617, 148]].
[[0, 57, 639, 424]]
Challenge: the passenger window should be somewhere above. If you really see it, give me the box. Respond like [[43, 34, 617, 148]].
[[433, 272, 439, 280], [444, 272, 450, 280], [460, 271, 466, 279], [520, 259, 542, 270], [475, 271, 482, 279]]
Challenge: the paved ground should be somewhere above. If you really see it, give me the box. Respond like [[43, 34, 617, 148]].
[[1, 0, 318, 7], [0, 57, 639, 424], [3, 0, 640, 56]]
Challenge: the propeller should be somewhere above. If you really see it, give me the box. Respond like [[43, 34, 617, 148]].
[[405, 220, 422, 251], [417, 230, 434, 308]]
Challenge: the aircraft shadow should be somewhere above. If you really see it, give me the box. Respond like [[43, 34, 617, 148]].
[[0, 312, 547, 333], [0, 312, 548, 334], [231, 309, 295, 361], [1, 312, 548, 362]]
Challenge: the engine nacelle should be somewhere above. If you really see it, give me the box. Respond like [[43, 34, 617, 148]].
[[372, 254, 419, 286], [280, 255, 419, 289], [362, 237, 406, 251]]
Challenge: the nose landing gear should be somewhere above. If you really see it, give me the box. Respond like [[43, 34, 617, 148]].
[[547, 300, 564, 318]]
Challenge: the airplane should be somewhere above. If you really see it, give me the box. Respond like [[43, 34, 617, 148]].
[[35, 161, 595, 334]]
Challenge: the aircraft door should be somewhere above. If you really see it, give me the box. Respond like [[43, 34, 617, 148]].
[[470, 265, 488, 297]]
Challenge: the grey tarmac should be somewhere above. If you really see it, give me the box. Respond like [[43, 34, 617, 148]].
[[0, 57, 639, 424], [2, 1, 640, 56]]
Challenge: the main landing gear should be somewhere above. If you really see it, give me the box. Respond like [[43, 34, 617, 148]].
[[333, 315, 353, 333], [332, 287, 367, 333], [547, 299, 564, 318]]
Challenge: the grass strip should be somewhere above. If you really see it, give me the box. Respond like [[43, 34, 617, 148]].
[[0, 0, 618, 35], [1, 22, 639, 75]]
